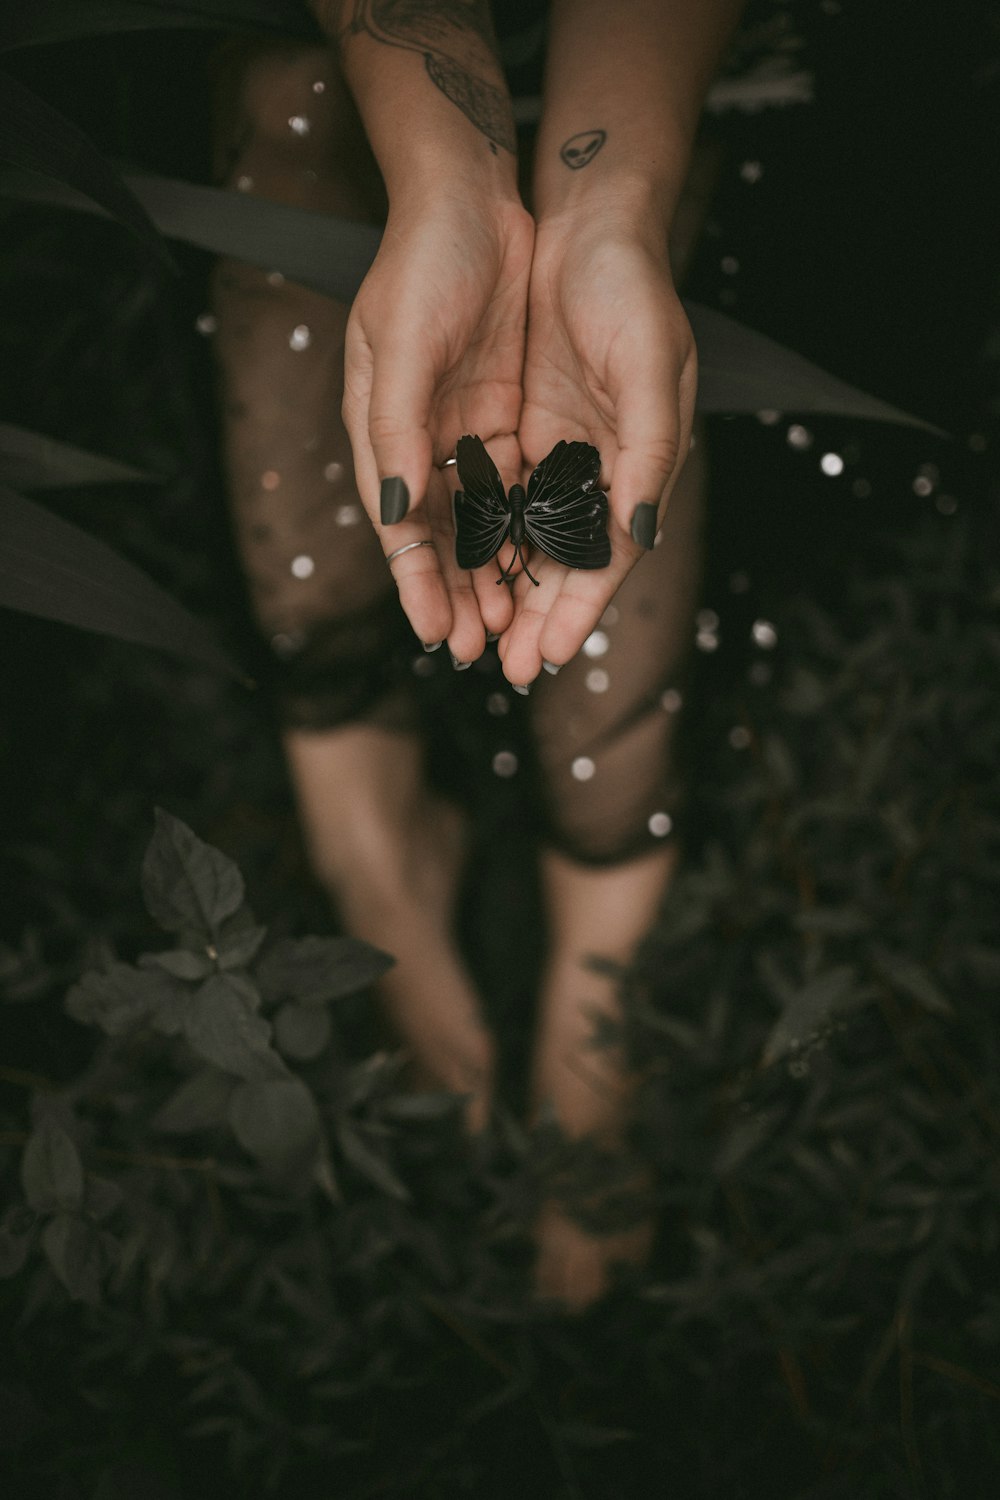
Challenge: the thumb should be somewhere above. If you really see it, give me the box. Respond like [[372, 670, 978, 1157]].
[[610, 345, 697, 550]]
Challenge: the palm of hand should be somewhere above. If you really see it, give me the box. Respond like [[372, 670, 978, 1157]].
[[500, 233, 695, 685], [345, 199, 534, 653]]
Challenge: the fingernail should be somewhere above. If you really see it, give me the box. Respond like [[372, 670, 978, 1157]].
[[449, 652, 471, 670], [511, 683, 531, 696], [380, 476, 409, 525], [486, 631, 500, 643], [422, 640, 444, 652], [630, 502, 658, 550], [541, 659, 561, 675]]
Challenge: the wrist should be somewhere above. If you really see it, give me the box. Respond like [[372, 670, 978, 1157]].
[[534, 129, 691, 236], [535, 168, 679, 257], [382, 140, 522, 217], [330, 8, 521, 204]]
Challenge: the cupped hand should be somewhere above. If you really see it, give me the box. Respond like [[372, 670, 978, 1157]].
[[499, 217, 697, 687], [342, 189, 534, 662]]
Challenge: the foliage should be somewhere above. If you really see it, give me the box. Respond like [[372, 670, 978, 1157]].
[[3, 504, 1000, 1498], [1, 4, 997, 1497]]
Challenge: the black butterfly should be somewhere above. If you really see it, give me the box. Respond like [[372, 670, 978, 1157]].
[[452, 435, 611, 586]]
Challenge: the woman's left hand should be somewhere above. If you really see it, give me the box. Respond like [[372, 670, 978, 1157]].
[[498, 212, 697, 687], [343, 188, 534, 660]]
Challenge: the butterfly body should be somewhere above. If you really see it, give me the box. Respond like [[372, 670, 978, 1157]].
[[453, 436, 611, 585], [506, 483, 527, 543]]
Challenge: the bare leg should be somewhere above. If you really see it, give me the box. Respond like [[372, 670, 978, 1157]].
[[531, 847, 675, 1307], [529, 431, 707, 1308], [210, 41, 494, 1129], [284, 728, 494, 1130]]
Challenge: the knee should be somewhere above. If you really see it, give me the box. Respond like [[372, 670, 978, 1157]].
[[217, 41, 335, 147], [212, 40, 384, 220]]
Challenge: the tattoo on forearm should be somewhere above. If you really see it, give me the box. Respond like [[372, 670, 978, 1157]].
[[338, 0, 516, 154], [559, 130, 606, 170]]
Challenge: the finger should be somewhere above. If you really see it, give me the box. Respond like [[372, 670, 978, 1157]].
[[609, 344, 697, 551], [440, 438, 517, 641], [496, 552, 568, 688], [466, 432, 520, 639], [343, 314, 436, 531], [504, 540, 638, 686], [368, 327, 438, 528], [343, 318, 452, 644], [384, 525, 453, 649], [427, 475, 491, 665], [469, 557, 515, 640]]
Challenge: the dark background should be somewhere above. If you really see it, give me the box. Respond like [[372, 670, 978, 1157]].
[[1, 3, 998, 1497]]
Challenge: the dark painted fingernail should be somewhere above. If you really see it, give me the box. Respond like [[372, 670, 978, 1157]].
[[511, 683, 531, 696], [422, 640, 444, 652], [380, 476, 409, 525], [541, 659, 561, 675], [486, 631, 501, 643], [630, 502, 658, 550], [449, 652, 471, 671]]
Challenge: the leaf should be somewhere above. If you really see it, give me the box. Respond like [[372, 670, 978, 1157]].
[[216, 917, 267, 971], [0, 485, 247, 679], [335, 1121, 411, 1202], [41, 1212, 102, 1303], [183, 973, 277, 1080], [141, 810, 245, 940], [761, 964, 870, 1067], [0, 159, 941, 431], [229, 1078, 321, 1171], [273, 1002, 331, 1061], [313, 1152, 341, 1203], [129, 171, 380, 306], [83, 1177, 123, 1223], [341, 1050, 408, 1109], [257, 935, 394, 1008], [141, 948, 213, 981], [686, 302, 944, 431], [66, 961, 175, 1035], [713, 1106, 785, 1177], [872, 949, 954, 1017], [0, 1209, 33, 1278], [0, 71, 170, 268], [0, 422, 151, 489], [153, 1070, 235, 1134], [21, 1119, 84, 1213], [0, 934, 50, 1004], [0, 0, 319, 52]]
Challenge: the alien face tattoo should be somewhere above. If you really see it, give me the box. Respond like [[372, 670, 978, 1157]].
[[559, 129, 606, 170]]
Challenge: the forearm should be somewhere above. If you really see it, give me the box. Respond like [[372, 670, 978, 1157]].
[[534, 0, 745, 233], [310, 1, 520, 208]]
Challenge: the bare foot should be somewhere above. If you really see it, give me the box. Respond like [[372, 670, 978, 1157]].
[[529, 848, 674, 1307], [533, 1199, 654, 1312], [285, 727, 495, 1132], [362, 797, 496, 1133]]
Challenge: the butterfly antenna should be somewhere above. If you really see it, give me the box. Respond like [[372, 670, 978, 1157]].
[[495, 545, 540, 587], [515, 542, 541, 587]]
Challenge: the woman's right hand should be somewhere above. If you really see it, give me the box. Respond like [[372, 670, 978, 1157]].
[[342, 187, 534, 662]]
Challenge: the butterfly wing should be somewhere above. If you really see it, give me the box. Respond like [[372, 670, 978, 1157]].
[[453, 435, 512, 570], [522, 440, 611, 570]]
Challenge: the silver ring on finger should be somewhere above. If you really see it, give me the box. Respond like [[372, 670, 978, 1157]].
[[386, 538, 435, 565]]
